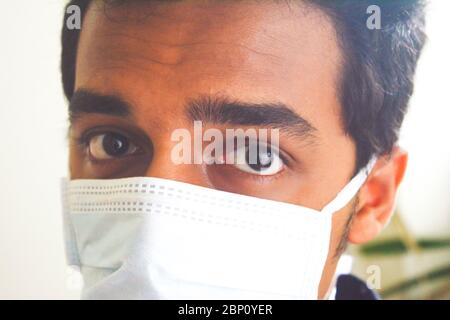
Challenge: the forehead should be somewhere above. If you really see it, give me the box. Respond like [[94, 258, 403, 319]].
[[76, 0, 342, 132]]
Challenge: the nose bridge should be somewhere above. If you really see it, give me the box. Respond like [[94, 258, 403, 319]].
[[144, 140, 207, 187]]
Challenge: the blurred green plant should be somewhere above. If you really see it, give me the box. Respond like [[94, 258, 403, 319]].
[[356, 213, 450, 299], [359, 238, 450, 255], [380, 264, 450, 298]]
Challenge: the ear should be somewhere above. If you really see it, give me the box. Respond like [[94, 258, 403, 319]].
[[348, 146, 408, 244]]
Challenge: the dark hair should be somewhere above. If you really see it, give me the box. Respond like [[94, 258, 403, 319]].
[[61, 0, 427, 172]]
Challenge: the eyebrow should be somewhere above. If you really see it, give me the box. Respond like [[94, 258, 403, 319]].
[[186, 95, 318, 140], [69, 90, 318, 141], [69, 89, 132, 122]]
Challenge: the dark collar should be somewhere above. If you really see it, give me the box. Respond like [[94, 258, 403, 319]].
[[335, 274, 381, 300]]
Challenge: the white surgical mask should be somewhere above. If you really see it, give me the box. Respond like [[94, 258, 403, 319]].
[[61, 158, 376, 300]]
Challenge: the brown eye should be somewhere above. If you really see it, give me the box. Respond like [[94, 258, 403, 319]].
[[232, 142, 284, 176], [88, 132, 138, 160]]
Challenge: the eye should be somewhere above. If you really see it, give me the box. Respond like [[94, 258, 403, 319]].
[[87, 132, 139, 160], [232, 142, 284, 176]]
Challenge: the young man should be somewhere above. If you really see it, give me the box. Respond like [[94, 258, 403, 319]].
[[61, 0, 426, 299]]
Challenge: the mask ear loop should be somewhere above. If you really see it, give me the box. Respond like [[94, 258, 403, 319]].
[[320, 157, 377, 216]]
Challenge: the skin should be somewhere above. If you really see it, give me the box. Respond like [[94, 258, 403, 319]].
[[69, 0, 408, 299]]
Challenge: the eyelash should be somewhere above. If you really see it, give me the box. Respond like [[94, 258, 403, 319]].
[[74, 128, 294, 177], [227, 162, 289, 182], [76, 130, 100, 150], [75, 128, 138, 161]]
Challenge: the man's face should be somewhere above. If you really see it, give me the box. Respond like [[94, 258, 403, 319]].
[[69, 1, 359, 298]]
